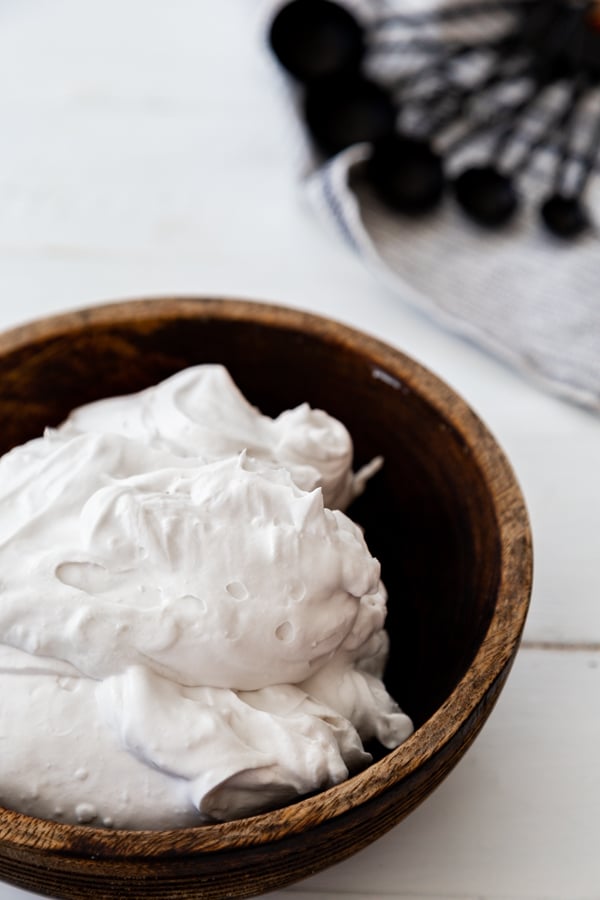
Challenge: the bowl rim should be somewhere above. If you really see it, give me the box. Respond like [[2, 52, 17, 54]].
[[0, 296, 533, 857]]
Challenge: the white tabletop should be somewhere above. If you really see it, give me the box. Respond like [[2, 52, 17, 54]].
[[0, 2, 599, 898]]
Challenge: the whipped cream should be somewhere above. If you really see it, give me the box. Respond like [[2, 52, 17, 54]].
[[64, 364, 379, 510], [0, 365, 412, 828]]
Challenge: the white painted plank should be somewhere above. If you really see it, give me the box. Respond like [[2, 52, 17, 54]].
[[271, 648, 600, 900]]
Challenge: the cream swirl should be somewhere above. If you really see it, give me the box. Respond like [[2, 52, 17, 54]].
[[64, 364, 380, 509], [0, 366, 412, 828]]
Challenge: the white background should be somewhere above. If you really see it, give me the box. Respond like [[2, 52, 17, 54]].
[[0, 2, 598, 898]]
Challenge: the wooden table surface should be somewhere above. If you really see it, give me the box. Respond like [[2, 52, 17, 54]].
[[0, 2, 598, 898]]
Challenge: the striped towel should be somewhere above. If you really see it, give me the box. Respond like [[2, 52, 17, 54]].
[[272, 0, 600, 410]]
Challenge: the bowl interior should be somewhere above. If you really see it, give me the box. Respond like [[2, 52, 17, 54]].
[[0, 301, 500, 734]]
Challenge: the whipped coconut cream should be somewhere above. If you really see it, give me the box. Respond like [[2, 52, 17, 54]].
[[64, 364, 379, 510], [0, 365, 412, 828]]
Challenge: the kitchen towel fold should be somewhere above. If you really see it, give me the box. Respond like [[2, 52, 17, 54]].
[[270, 0, 600, 411]]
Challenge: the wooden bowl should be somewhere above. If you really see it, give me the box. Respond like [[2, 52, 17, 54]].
[[0, 298, 532, 900]]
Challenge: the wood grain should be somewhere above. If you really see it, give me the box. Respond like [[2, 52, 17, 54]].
[[0, 298, 532, 899]]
